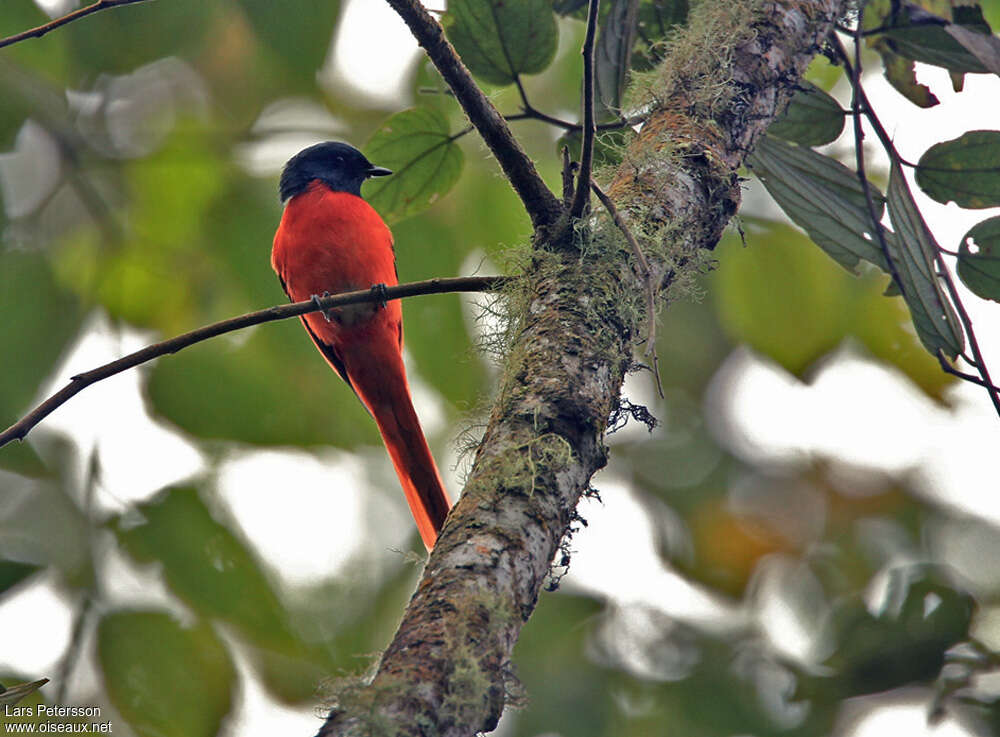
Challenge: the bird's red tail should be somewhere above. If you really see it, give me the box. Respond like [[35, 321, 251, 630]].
[[348, 344, 451, 550]]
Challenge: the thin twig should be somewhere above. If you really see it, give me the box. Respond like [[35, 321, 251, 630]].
[[591, 180, 663, 398], [520, 103, 635, 132], [0, 0, 152, 50], [936, 253, 1000, 417], [571, 0, 601, 219], [936, 351, 1000, 392], [0, 275, 506, 448], [385, 0, 562, 230], [835, 33, 906, 295]]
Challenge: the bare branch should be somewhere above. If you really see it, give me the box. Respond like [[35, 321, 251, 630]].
[[384, 0, 563, 231], [0, 0, 153, 50], [0, 276, 505, 449], [571, 0, 601, 219]]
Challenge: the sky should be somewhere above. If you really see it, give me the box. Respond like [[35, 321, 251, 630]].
[[2, 0, 1000, 735]]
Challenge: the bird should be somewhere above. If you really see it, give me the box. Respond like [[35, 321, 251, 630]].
[[271, 141, 452, 550]]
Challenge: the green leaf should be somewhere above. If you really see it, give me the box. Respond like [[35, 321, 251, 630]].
[[886, 160, 965, 359], [392, 214, 488, 406], [0, 251, 84, 435], [878, 46, 940, 108], [915, 130, 1000, 208], [957, 216, 1000, 301], [714, 223, 953, 397], [747, 135, 889, 273], [147, 320, 377, 447], [98, 610, 235, 737], [714, 223, 866, 376], [113, 487, 297, 649], [63, 0, 215, 77], [0, 560, 41, 598], [768, 81, 846, 145], [444, 0, 559, 85], [363, 108, 464, 222], [237, 0, 341, 88]]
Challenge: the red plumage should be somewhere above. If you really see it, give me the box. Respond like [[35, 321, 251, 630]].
[[272, 178, 451, 550]]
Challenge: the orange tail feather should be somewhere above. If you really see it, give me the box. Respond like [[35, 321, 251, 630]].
[[348, 346, 451, 550]]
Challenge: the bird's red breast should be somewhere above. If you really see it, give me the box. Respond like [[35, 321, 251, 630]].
[[272, 180, 401, 350]]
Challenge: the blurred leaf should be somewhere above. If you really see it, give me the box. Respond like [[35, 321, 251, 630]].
[[98, 610, 235, 737], [0, 251, 84, 429], [915, 130, 1000, 209], [147, 311, 377, 446], [513, 593, 608, 737], [444, 0, 559, 85], [886, 160, 965, 359], [713, 224, 952, 396], [747, 135, 890, 273], [251, 561, 420, 703], [553, 0, 590, 13], [653, 284, 732, 394], [0, 678, 48, 706], [958, 216, 1000, 301], [63, 0, 215, 77], [0, 3, 70, 81], [363, 108, 464, 222], [0, 440, 48, 477], [0, 469, 92, 586], [237, 0, 341, 89], [0, 560, 41, 598], [596, 0, 640, 118], [767, 81, 846, 145], [713, 225, 851, 374], [58, 128, 232, 335], [821, 565, 974, 698], [392, 214, 487, 406], [113, 487, 297, 649]]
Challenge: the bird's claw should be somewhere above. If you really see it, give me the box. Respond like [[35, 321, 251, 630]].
[[311, 291, 335, 322], [370, 283, 389, 309]]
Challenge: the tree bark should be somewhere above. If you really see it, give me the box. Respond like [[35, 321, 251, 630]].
[[318, 0, 845, 734]]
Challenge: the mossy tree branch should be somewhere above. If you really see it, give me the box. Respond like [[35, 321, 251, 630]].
[[319, 0, 845, 735]]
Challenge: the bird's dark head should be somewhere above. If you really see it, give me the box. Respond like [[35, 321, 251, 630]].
[[279, 141, 391, 202]]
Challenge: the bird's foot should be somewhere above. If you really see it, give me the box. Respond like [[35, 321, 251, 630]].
[[370, 283, 389, 309], [311, 291, 335, 322]]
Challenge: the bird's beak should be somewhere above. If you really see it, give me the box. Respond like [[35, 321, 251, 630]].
[[368, 166, 392, 177]]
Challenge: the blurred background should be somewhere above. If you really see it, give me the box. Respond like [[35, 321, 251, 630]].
[[2, 0, 1000, 735]]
